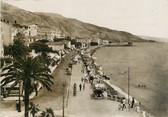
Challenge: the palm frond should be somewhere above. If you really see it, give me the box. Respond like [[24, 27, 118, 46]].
[[6, 81, 20, 95], [2, 64, 14, 71]]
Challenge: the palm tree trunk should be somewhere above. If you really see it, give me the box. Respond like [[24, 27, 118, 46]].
[[24, 79, 31, 117]]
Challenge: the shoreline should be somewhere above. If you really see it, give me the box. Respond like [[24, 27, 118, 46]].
[[90, 43, 166, 117]]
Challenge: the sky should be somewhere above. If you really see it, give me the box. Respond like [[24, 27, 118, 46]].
[[2, 0, 168, 41]]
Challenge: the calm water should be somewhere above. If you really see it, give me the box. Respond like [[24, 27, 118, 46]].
[[94, 42, 168, 117]]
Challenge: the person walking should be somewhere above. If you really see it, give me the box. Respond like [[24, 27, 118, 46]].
[[73, 83, 77, 96], [131, 97, 135, 108], [118, 101, 123, 111], [81, 77, 83, 82], [79, 83, 82, 91], [122, 98, 126, 110], [83, 83, 85, 90]]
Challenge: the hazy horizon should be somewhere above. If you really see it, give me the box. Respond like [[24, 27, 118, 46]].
[[2, 0, 168, 42]]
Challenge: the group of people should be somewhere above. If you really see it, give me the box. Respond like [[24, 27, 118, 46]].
[[73, 82, 85, 96], [118, 97, 136, 111], [81, 76, 88, 84]]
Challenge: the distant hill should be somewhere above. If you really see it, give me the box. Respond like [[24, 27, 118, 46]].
[[1, 1, 145, 42], [139, 36, 168, 42]]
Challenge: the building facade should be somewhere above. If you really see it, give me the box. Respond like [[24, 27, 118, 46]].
[[24, 24, 38, 37], [1, 19, 12, 45], [0, 38, 4, 58], [47, 42, 65, 51]]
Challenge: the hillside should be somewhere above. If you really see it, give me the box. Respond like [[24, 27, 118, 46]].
[[1, 1, 145, 42], [139, 35, 167, 42]]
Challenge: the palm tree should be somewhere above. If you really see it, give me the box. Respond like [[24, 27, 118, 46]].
[[1, 56, 54, 117]]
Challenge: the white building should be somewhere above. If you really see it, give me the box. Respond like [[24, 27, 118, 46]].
[[50, 30, 62, 41], [0, 38, 4, 58], [11, 27, 18, 41], [1, 19, 12, 45], [102, 40, 109, 45], [47, 42, 65, 51], [24, 24, 38, 37], [65, 41, 71, 48]]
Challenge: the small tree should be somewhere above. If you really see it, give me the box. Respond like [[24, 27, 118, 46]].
[[29, 42, 54, 66], [4, 33, 29, 58], [90, 42, 98, 46], [29, 102, 40, 117], [75, 42, 82, 49], [29, 42, 52, 53], [40, 108, 55, 117], [70, 39, 77, 45]]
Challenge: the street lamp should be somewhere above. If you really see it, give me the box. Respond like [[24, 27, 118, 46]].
[[18, 81, 21, 112], [127, 67, 130, 111], [62, 84, 65, 117]]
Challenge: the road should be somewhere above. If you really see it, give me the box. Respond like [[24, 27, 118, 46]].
[[67, 62, 141, 117]]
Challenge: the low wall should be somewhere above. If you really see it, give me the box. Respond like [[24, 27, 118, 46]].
[[103, 80, 154, 117]]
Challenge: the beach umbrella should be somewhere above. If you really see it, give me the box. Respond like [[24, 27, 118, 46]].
[[95, 83, 105, 88], [92, 56, 97, 60]]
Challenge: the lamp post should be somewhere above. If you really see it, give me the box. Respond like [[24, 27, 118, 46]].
[[18, 81, 21, 112], [128, 67, 130, 111], [62, 84, 65, 117]]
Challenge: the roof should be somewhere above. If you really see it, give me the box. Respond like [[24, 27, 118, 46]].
[[47, 42, 65, 45]]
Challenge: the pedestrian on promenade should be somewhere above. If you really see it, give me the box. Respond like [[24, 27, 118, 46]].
[[131, 97, 135, 108], [73, 83, 77, 96], [79, 83, 82, 91], [81, 77, 84, 82], [122, 98, 126, 110], [118, 101, 123, 111], [83, 83, 85, 90]]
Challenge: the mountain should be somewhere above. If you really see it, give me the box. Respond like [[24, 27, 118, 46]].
[[139, 36, 168, 42], [1, 2, 145, 42]]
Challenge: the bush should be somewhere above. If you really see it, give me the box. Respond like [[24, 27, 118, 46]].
[[37, 39, 49, 43], [90, 42, 98, 46], [29, 42, 53, 53], [71, 39, 77, 45], [75, 42, 82, 48]]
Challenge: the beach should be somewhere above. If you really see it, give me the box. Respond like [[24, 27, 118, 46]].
[[94, 42, 168, 117]]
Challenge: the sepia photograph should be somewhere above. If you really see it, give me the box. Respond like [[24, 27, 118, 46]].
[[0, 0, 168, 117]]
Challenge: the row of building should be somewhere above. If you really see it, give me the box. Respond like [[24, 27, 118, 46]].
[[75, 38, 110, 48], [0, 19, 67, 57], [0, 18, 111, 100], [0, 18, 111, 58]]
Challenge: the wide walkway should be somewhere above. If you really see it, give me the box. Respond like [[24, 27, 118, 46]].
[[0, 61, 142, 117], [67, 63, 142, 117]]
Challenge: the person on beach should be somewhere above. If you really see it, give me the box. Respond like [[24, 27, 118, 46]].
[[79, 83, 82, 91], [131, 97, 135, 108]]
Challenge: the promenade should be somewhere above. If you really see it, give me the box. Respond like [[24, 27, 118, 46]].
[[66, 62, 142, 117], [0, 58, 142, 117]]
